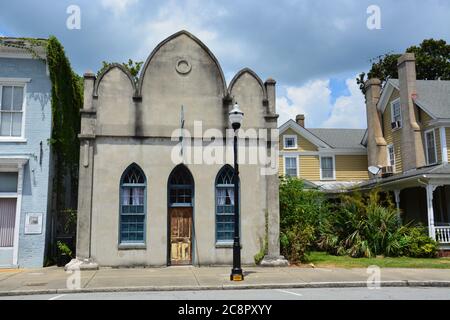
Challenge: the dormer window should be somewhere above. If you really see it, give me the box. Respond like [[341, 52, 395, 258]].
[[283, 135, 297, 150]]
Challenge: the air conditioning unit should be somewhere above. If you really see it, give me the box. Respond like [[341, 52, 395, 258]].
[[391, 121, 401, 130], [381, 166, 394, 177]]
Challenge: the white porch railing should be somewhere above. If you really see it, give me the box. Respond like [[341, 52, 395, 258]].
[[435, 227, 450, 244]]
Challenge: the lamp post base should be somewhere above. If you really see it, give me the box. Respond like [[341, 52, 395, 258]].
[[260, 255, 289, 267], [230, 268, 244, 281]]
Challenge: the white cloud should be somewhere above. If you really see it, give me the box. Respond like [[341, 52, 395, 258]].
[[134, 0, 248, 66], [277, 76, 366, 129], [138, 0, 220, 50], [322, 78, 366, 128], [277, 79, 331, 127], [101, 0, 138, 15], [332, 17, 352, 32]]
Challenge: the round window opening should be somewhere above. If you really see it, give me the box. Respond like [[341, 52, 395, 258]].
[[176, 59, 192, 75]]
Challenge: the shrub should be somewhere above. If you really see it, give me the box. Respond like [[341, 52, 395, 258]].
[[280, 178, 329, 233], [280, 181, 438, 261], [317, 190, 439, 258], [400, 226, 439, 258], [280, 225, 315, 263], [57, 241, 73, 258], [279, 178, 328, 262]]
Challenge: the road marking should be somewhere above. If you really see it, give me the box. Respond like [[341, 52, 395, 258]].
[[275, 289, 303, 297], [49, 294, 66, 301]]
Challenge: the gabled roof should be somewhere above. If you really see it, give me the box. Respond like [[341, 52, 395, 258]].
[[308, 128, 367, 150], [279, 119, 331, 148], [278, 120, 367, 150], [390, 79, 450, 119], [379, 79, 450, 119]]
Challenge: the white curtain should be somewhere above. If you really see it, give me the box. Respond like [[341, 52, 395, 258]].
[[122, 188, 130, 205], [227, 188, 235, 206], [217, 188, 226, 206], [132, 188, 144, 205]]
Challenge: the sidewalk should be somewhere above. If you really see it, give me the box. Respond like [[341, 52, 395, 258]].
[[1, 266, 450, 296]]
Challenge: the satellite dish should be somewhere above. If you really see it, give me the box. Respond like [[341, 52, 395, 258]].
[[368, 166, 381, 175]]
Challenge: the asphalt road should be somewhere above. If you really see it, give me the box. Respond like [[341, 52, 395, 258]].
[[1, 287, 450, 300]]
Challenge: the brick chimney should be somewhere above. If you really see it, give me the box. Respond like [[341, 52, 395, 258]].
[[296, 114, 305, 127], [364, 79, 387, 169], [397, 53, 425, 171]]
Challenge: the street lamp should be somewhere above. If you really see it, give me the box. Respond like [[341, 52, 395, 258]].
[[229, 102, 244, 282]]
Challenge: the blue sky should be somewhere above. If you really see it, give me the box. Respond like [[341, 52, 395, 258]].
[[1, 0, 450, 128]]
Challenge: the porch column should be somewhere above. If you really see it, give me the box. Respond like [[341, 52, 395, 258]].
[[425, 184, 437, 240], [393, 190, 402, 223]]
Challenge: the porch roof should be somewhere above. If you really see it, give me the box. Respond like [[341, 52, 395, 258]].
[[356, 163, 450, 191]]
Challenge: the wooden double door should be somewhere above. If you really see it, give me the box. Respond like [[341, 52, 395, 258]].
[[169, 207, 193, 265]]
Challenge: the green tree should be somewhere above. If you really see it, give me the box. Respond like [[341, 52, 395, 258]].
[[98, 59, 143, 82], [357, 39, 450, 94]]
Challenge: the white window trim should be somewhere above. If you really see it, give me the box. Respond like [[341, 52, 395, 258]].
[[387, 144, 396, 172], [0, 158, 27, 265], [390, 98, 402, 130], [424, 129, 438, 165], [440, 127, 448, 164], [284, 155, 299, 178], [0, 81, 28, 142], [320, 155, 336, 181], [283, 135, 298, 150], [0, 78, 32, 83]]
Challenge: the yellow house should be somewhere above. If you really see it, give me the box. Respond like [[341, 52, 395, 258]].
[[278, 115, 369, 192], [361, 52, 450, 250]]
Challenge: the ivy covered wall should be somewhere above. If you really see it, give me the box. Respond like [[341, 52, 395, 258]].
[[46, 37, 82, 259]]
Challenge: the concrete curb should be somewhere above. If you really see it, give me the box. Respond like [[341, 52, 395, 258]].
[[1, 280, 450, 297]]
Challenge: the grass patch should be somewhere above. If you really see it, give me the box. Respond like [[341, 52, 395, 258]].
[[307, 251, 450, 269]]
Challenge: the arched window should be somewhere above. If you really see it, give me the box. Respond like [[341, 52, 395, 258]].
[[120, 164, 146, 244], [215, 165, 238, 242], [168, 165, 194, 207]]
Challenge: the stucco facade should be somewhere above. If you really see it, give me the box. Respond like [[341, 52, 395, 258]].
[[71, 31, 285, 268], [0, 43, 53, 268]]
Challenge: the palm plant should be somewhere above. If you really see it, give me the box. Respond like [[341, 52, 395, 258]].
[[317, 190, 438, 258]]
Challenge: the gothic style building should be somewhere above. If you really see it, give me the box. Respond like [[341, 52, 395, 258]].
[[68, 31, 286, 269]]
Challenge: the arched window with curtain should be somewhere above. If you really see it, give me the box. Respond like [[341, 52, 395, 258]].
[[120, 164, 146, 244], [215, 165, 238, 243]]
